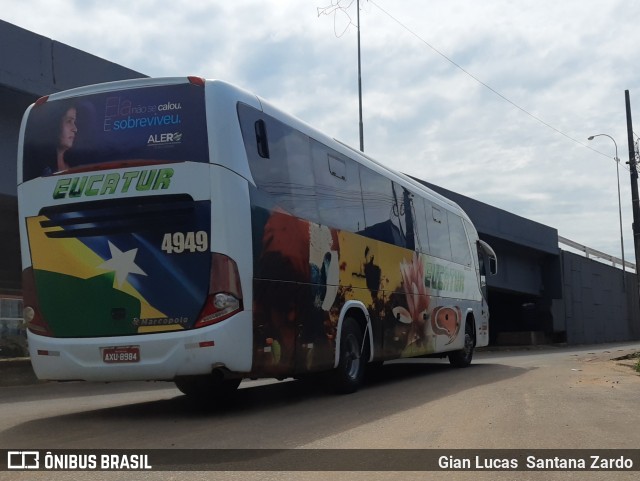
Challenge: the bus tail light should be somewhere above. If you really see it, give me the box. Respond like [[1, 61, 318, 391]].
[[195, 254, 243, 328], [34, 95, 49, 107], [188, 76, 205, 87]]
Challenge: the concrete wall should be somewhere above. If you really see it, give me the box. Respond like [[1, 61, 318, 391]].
[[0, 88, 33, 197], [0, 20, 146, 100], [556, 251, 640, 344], [0, 195, 20, 294]]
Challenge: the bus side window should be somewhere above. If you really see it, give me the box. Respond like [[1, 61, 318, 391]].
[[447, 212, 472, 266], [311, 140, 365, 232], [238, 103, 319, 223], [328, 155, 346, 180], [411, 195, 431, 254], [426, 204, 452, 261], [359, 167, 406, 248]]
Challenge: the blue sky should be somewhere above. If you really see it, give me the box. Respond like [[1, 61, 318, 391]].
[[4, 0, 640, 263]]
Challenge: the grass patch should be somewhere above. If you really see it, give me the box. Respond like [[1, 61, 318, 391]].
[[613, 352, 640, 373]]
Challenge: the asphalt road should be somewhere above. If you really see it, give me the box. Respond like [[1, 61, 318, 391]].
[[1, 342, 639, 481]]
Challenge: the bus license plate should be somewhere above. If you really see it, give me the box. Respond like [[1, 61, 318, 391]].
[[102, 346, 140, 363]]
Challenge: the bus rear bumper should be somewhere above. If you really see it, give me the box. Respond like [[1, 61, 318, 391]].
[[26, 312, 253, 382]]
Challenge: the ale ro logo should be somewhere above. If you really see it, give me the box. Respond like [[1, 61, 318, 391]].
[[8, 451, 39, 470], [147, 132, 183, 145]]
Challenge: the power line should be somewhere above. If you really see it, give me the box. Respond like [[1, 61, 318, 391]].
[[367, 0, 621, 165]]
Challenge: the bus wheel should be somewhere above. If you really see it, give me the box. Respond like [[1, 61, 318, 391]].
[[448, 318, 475, 368], [332, 317, 366, 394], [175, 374, 241, 401]]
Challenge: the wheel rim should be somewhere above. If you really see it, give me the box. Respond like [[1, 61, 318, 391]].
[[463, 333, 473, 359], [344, 333, 361, 380]]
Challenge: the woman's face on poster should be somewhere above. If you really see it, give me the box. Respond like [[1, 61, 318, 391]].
[[59, 107, 77, 151]]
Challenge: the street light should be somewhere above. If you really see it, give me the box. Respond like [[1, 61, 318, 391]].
[[588, 134, 626, 290]]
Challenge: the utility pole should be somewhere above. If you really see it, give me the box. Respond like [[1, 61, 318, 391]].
[[625, 90, 640, 304], [357, 0, 364, 152]]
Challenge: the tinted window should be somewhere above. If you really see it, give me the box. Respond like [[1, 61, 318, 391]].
[[426, 203, 452, 260], [23, 83, 209, 181], [411, 195, 431, 254], [311, 140, 365, 231], [238, 103, 319, 222], [448, 212, 472, 266], [359, 167, 406, 247]]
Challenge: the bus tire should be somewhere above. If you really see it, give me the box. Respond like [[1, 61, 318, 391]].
[[448, 318, 475, 368], [175, 374, 241, 401], [332, 316, 366, 394]]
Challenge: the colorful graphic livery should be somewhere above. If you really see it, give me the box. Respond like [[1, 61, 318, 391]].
[[18, 77, 496, 398], [25, 195, 211, 337]]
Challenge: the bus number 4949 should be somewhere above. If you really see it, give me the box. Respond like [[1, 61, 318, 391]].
[[161, 231, 209, 254]]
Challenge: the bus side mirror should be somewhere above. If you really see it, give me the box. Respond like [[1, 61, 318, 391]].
[[477, 239, 497, 276]]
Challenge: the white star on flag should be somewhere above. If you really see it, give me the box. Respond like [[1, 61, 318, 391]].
[[98, 241, 147, 288]]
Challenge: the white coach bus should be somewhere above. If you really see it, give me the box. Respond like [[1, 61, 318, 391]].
[[17, 77, 496, 398]]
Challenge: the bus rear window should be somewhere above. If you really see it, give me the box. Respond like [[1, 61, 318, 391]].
[[22, 83, 209, 182]]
